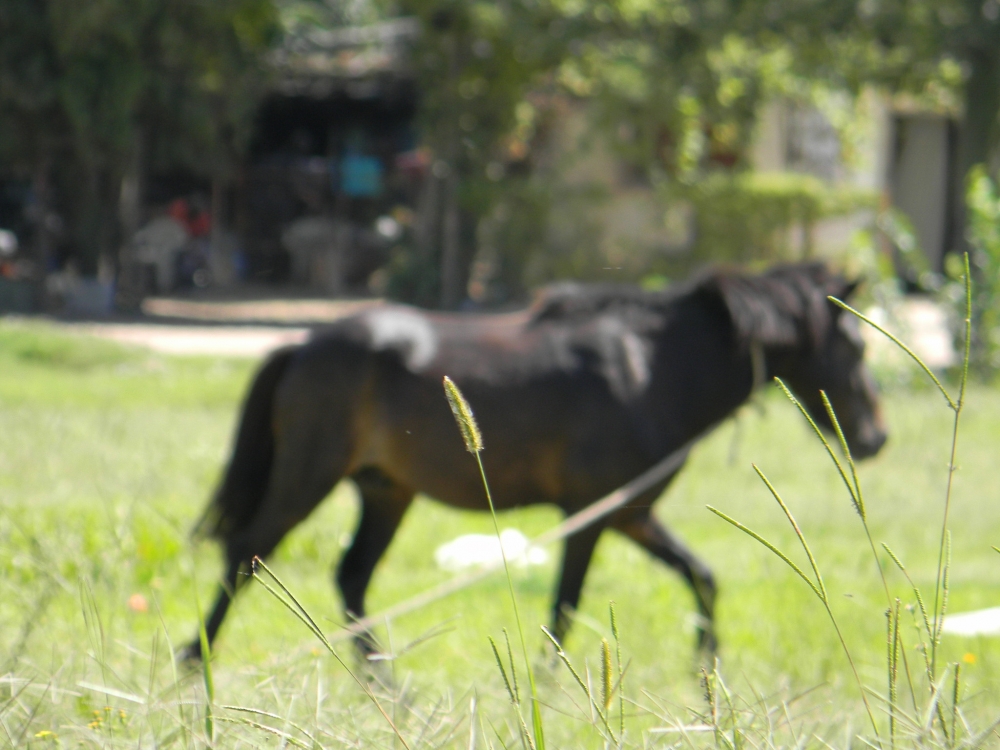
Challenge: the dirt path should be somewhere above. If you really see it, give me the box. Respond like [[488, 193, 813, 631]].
[[52, 294, 957, 364], [62, 322, 311, 357], [55, 296, 383, 357]]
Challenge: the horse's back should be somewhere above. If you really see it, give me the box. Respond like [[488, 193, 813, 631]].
[[284, 302, 654, 510]]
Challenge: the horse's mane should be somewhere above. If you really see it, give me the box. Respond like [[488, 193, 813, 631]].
[[528, 263, 850, 349], [703, 262, 848, 349], [528, 282, 672, 323]]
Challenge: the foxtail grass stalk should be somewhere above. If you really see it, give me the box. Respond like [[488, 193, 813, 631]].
[[600, 639, 613, 712], [540, 626, 618, 740], [443, 376, 545, 750], [831, 253, 973, 741], [717, 466, 880, 738], [929, 255, 971, 681], [610, 602, 624, 739], [833, 254, 972, 686], [888, 599, 901, 748]]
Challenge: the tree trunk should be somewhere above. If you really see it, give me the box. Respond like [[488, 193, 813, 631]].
[[439, 167, 462, 308], [31, 158, 53, 273], [118, 131, 143, 250], [209, 177, 235, 286]]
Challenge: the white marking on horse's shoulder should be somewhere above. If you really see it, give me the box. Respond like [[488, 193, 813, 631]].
[[621, 330, 651, 393], [364, 307, 438, 371]]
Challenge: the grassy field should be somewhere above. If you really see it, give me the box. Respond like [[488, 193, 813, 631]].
[[1, 318, 999, 747]]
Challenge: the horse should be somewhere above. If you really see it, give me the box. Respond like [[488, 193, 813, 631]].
[[185, 262, 887, 660]]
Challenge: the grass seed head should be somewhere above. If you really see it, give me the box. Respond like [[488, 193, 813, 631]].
[[601, 638, 613, 711], [443, 376, 483, 453]]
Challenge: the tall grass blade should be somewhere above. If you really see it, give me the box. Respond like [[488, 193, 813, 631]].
[[951, 663, 961, 748], [503, 629, 520, 704], [443, 376, 545, 750], [774, 379, 860, 515], [601, 639, 613, 712], [819, 391, 897, 610], [750, 466, 827, 600], [881, 544, 932, 641], [700, 667, 722, 748], [930, 255, 972, 682], [489, 637, 516, 706], [214, 716, 310, 748], [610, 602, 624, 739], [937, 532, 952, 646], [706, 506, 821, 600], [819, 391, 864, 519], [966, 714, 1000, 749], [250, 559, 412, 750], [888, 600, 901, 748], [738, 466, 878, 737], [828, 297, 955, 410], [192, 584, 215, 745], [220, 706, 320, 747], [540, 626, 616, 739]]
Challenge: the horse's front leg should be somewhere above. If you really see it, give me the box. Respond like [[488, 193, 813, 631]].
[[614, 510, 717, 654], [179, 559, 243, 663], [550, 522, 606, 645], [336, 469, 414, 657]]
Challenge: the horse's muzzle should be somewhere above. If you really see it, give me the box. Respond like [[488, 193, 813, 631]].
[[851, 428, 887, 460]]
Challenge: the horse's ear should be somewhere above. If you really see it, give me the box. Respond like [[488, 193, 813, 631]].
[[706, 274, 799, 348], [826, 278, 860, 307], [840, 279, 861, 300]]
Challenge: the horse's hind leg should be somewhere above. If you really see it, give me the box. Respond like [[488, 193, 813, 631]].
[[336, 468, 414, 655], [551, 522, 606, 644], [613, 509, 717, 653], [185, 432, 349, 660]]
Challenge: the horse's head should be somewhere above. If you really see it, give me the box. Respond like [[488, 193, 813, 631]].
[[774, 283, 887, 459], [715, 265, 887, 460]]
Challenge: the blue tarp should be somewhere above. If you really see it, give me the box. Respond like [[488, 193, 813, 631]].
[[339, 153, 383, 197]]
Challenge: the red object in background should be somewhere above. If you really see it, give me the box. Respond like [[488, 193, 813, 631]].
[[187, 211, 210, 237], [168, 198, 189, 226], [395, 148, 431, 176], [167, 197, 211, 237]]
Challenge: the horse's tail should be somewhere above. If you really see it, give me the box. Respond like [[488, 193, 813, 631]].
[[193, 345, 299, 541]]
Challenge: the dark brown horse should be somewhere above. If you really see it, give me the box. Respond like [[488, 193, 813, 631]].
[[187, 262, 886, 659]]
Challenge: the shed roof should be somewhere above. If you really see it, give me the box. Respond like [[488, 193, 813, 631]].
[[270, 17, 420, 99]]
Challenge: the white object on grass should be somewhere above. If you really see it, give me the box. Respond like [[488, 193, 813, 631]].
[[941, 606, 1000, 637], [434, 529, 548, 571], [0, 229, 18, 256]]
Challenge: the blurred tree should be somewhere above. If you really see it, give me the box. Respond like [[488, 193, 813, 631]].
[[381, 0, 799, 305], [754, 0, 1000, 253], [0, 0, 277, 279]]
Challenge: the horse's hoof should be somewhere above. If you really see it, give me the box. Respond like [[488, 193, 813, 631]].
[[696, 628, 718, 658], [362, 652, 395, 688], [177, 641, 204, 665]]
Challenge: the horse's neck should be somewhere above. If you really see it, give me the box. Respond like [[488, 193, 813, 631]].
[[645, 305, 758, 448]]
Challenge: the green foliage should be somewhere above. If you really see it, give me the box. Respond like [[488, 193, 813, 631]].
[[0, 0, 278, 272], [382, 0, 1000, 300], [2, 320, 1000, 746], [670, 172, 876, 267], [0, 321, 137, 370], [945, 166, 1000, 376], [706, 265, 984, 745]]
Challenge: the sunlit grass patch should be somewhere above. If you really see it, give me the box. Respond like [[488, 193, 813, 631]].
[[0, 319, 137, 369], [1, 314, 999, 746]]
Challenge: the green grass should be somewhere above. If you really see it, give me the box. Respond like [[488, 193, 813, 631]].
[[1, 318, 999, 747]]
